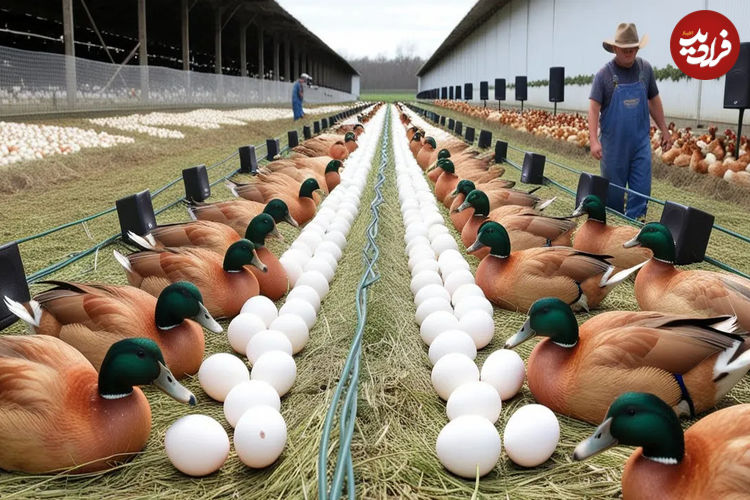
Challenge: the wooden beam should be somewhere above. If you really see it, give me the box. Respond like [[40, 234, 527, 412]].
[[284, 38, 291, 82], [257, 26, 264, 78], [273, 34, 280, 81], [181, 0, 189, 70], [239, 24, 248, 77], [62, 0, 76, 105], [214, 7, 223, 74], [137, 0, 148, 99]]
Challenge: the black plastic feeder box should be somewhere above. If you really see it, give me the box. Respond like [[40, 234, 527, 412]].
[[238, 145, 258, 174], [455, 121, 463, 136], [478, 130, 492, 149], [116, 190, 157, 241], [494, 141, 508, 163], [521, 152, 546, 184], [314, 121, 320, 134], [321, 118, 328, 129], [575, 173, 609, 207], [288, 130, 299, 149], [440, 116, 446, 126], [266, 138, 280, 161], [659, 201, 714, 265], [303, 125, 312, 140], [0, 241, 30, 331], [465, 127, 475, 144], [448, 118, 455, 131], [182, 164, 210, 202]]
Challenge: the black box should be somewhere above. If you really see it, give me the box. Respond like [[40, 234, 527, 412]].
[[465, 126, 475, 143], [0, 242, 30, 330], [575, 173, 609, 207], [116, 190, 157, 240], [478, 130, 492, 149], [238, 145, 258, 174], [659, 201, 715, 264], [321, 118, 328, 129], [495, 141, 508, 162], [314, 121, 320, 134], [266, 138, 280, 161], [303, 125, 312, 140], [448, 118, 455, 130], [288, 130, 299, 148], [521, 152, 545, 184], [455, 121, 463, 136], [182, 164, 210, 202]]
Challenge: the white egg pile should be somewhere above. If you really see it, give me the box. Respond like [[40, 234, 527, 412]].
[[392, 105, 560, 476], [0, 121, 134, 166], [88, 105, 353, 139], [163, 104, 386, 477]]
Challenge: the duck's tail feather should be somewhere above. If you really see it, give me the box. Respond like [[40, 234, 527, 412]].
[[113, 249, 133, 273], [127, 231, 157, 250], [600, 260, 648, 287], [225, 180, 240, 197], [3, 296, 42, 328], [536, 197, 556, 211]]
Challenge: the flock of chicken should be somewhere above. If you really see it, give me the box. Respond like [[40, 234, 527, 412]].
[[433, 99, 750, 188], [0, 104, 382, 474]]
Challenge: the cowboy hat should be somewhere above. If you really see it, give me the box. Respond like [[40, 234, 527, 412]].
[[603, 23, 649, 53]]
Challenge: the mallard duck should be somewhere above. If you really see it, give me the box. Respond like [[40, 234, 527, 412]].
[[573, 392, 750, 499], [409, 131, 424, 157], [571, 195, 652, 269], [325, 159, 342, 191], [623, 223, 750, 331], [415, 136, 438, 169], [228, 178, 322, 225], [448, 179, 516, 230], [244, 214, 288, 300], [0, 336, 194, 473], [187, 198, 299, 236], [146, 220, 241, 255], [457, 190, 574, 255], [114, 239, 266, 318], [506, 297, 750, 423], [4, 280, 220, 378], [433, 159, 459, 203], [468, 221, 622, 312]]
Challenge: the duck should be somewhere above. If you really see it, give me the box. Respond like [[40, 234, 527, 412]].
[[114, 238, 266, 318], [570, 195, 652, 269], [324, 159, 342, 191], [409, 132, 424, 157], [3, 281, 221, 378], [623, 223, 750, 331], [187, 198, 299, 237], [468, 221, 622, 312], [146, 220, 242, 255], [244, 213, 288, 300], [448, 179, 517, 230], [505, 297, 750, 424], [228, 177, 322, 225], [456, 190, 563, 252], [415, 136, 438, 169], [573, 392, 750, 499], [0, 336, 195, 473], [433, 159, 460, 203]]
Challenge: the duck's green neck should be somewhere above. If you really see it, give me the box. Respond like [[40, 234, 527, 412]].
[[531, 302, 579, 347], [325, 160, 341, 173], [154, 286, 197, 330], [457, 180, 475, 196], [98, 339, 162, 399], [263, 200, 288, 224], [469, 191, 490, 217], [638, 224, 676, 263], [223, 240, 255, 271], [299, 181, 317, 198], [586, 202, 607, 223], [245, 214, 275, 246]]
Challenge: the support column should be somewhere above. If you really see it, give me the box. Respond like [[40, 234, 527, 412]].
[[214, 8, 222, 74], [62, 0, 76, 106], [284, 39, 291, 81], [138, 0, 148, 101], [292, 43, 299, 80], [273, 34, 280, 81], [181, 0, 189, 70], [257, 26, 264, 78], [239, 24, 248, 77]]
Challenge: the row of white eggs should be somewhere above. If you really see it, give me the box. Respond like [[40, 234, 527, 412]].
[[390, 107, 559, 477], [164, 106, 388, 477]]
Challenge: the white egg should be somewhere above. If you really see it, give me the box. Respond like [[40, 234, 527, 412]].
[[279, 298, 317, 329], [289, 240, 314, 257], [269, 314, 310, 354], [246, 329, 293, 364], [303, 258, 334, 283], [481, 349, 526, 400], [451, 283, 486, 305], [454, 296, 494, 319], [431, 352, 479, 400], [410, 258, 440, 276], [234, 405, 287, 468], [165, 415, 230, 476], [305, 221, 327, 234], [240, 296, 278, 327], [408, 250, 437, 272], [198, 353, 250, 402], [420, 310, 460, 345], [250, 350, 297, 396], [405, 235, 430, 254], [446, 381, 502, 423], [408, 242, 434, 260], [317, 241, 343, 261], [415, 297, 453, 325], [436, 415, 501, 478], [405, 225, 428, 241], [431, 233, 459, 255], [437, 249, 463, 268], [296, 270, 330, 299], [503, 404, 560, 467], [458, 310, 495, 349], [279, 257, 303, 288], [439, 257, 471, 277], [329, 218, 351, 235], [313, 249, 339, 272], [428, 330, 477, 365], [297, 230, 323, 251], [410, 271, 443, 295], [443, 269, 475, 296], [414, 283, 451, 307], [226, 313, 267, 354], [281, 248, 311, 266], [427, 224, 449, 240], [325, 230, 347, 250], [287, 284, 321, 313], [223, 380, 281, 427]]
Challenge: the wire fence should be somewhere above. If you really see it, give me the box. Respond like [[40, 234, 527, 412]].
[[406, 103, 750, 279], [318, 107, 389, 500], [0, 45, 356, 115]]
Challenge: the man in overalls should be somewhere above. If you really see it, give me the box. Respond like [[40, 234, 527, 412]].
[[588, 23, 672, 221], [292, 74, 307, 121]]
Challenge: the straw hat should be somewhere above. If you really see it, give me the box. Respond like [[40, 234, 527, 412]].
[[603, 23, 649, 53]]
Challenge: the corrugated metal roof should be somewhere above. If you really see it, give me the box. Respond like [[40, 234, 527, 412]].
[[416, 0, 509, 77]]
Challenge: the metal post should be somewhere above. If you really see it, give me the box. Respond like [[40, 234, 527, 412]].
[[284, 39, 291, 82], [273, 34, 280, 81], [62, 0, 76, 107], [257, 26, 264, 78], [214, 9, 222, 74], [240, 24, 247, 77], [292, 42, 299, 80], [137, 0, 148, 101], [181, 0, 189, 70]]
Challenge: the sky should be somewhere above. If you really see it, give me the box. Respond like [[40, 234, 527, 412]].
[[275, 0, 477, 61]]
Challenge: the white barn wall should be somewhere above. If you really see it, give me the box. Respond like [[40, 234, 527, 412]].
[[420, 0, 750, 124]]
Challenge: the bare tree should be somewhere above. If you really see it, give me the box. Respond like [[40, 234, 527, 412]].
[[349, 50, 424, 91]]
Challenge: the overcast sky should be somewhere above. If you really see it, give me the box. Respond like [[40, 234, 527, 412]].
[[276, 0, 477, 60]]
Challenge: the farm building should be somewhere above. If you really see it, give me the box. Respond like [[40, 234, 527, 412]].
[[417, 0, 750, 123]]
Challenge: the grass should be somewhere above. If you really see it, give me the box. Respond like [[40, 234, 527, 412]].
[[0, 103, 749, 498], [360, 91, 415, 103]]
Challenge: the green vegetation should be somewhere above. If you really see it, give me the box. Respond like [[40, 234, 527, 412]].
[[361, 90, 415, 103]]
